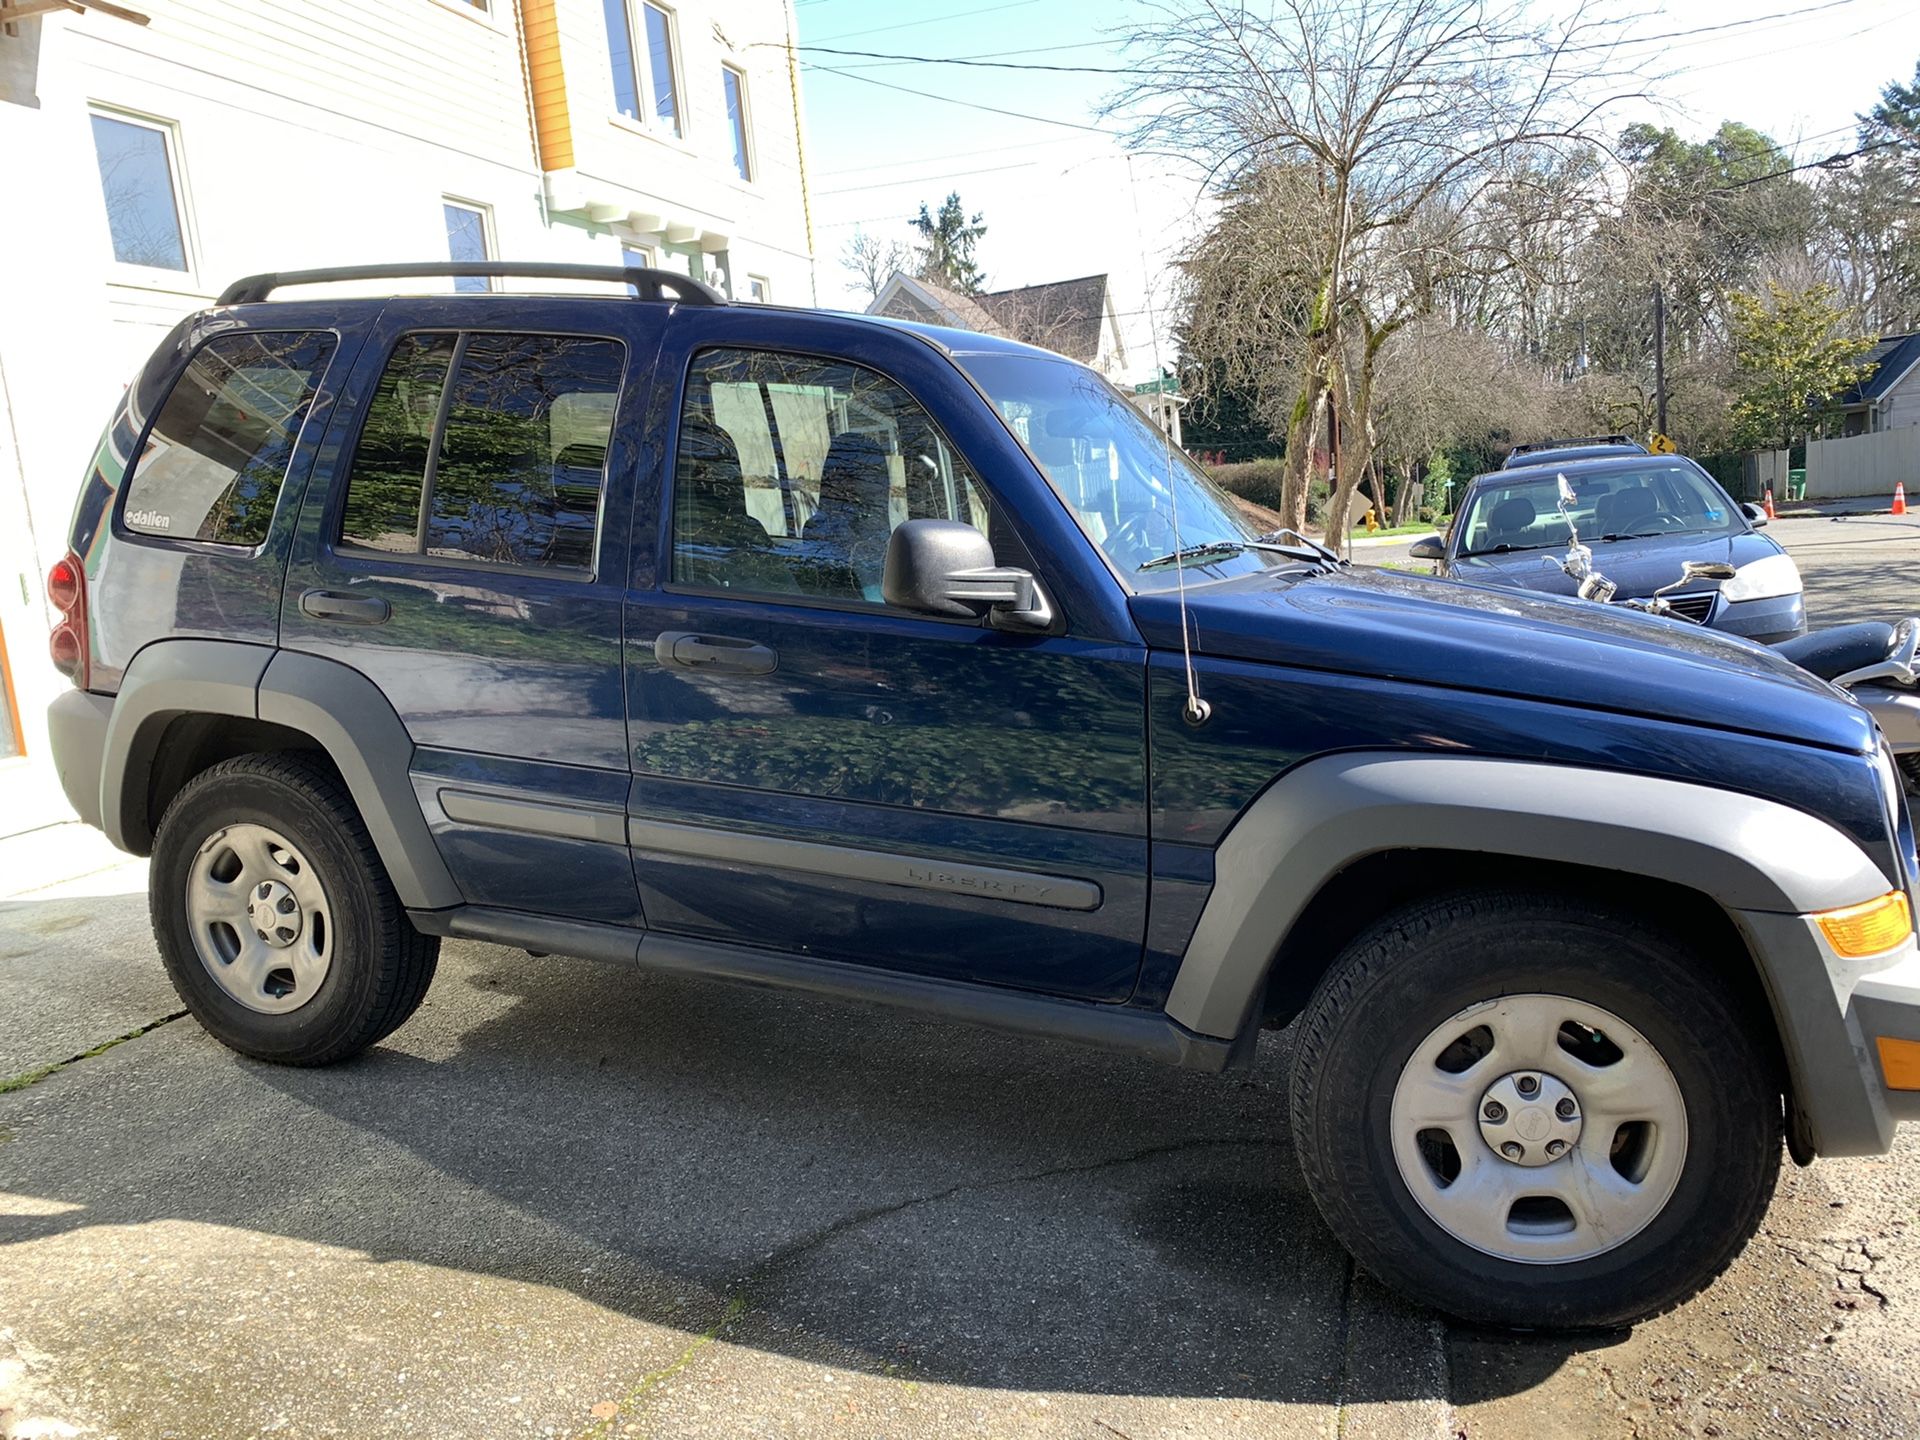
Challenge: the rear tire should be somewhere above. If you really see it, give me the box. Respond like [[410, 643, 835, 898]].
[[150, 752, 439, 1066], [1289, 888, 1780, 1330]]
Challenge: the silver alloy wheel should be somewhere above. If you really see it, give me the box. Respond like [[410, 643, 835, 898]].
[[184, 822, 334, 1015], [1389, 993, 1688, 1264]]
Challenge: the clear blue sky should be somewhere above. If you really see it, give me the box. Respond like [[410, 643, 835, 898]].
[[794, 0, 1920, 373]]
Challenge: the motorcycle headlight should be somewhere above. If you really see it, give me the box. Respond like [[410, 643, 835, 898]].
[[1719, 552, 1803, 603]]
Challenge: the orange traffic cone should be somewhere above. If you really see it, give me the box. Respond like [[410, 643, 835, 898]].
[[1763, 487, 1776, 520], [1895, 482, 1908, 517]]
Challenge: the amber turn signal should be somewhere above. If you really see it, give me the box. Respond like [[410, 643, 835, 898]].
[[1816, 891, 1913, 959], [1880, 1037, 1920, 1091]]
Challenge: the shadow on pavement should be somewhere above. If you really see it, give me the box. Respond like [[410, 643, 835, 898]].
[[0, 934, 1599, 1408]]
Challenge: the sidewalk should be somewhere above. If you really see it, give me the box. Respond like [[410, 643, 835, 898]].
[[1775, 495, 1897, 519]]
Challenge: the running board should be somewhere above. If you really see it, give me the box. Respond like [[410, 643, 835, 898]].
[[408, 905, 1238, 1072]]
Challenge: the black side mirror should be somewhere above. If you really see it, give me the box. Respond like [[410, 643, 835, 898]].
[[883, 519, 1048, 625], [1742, 501, 1768, 527], [1408, 535, 1445, 561]]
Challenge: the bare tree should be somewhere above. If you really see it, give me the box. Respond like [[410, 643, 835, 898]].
[[1114, 0, 1631, 535], [840, 230, 917, 303]]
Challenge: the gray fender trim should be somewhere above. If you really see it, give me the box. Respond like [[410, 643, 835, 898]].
[[97, 639, 459, 911], [100, 640, 274, 853], [1165, 753, 1895, 1040], [258, 650, 461, 910]]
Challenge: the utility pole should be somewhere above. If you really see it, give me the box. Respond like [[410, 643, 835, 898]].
[[1652, 283, 1668, 437]]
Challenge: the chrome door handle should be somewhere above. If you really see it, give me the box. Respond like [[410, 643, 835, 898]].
[[300, 589, 390, 624], [653, 631, 777, 675]]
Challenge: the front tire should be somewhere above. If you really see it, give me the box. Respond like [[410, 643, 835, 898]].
[[151, 752, 439, 1066], [1289, 888, 1780, 1329]]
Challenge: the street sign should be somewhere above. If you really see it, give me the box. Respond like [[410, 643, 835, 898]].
[[1648, 432, 1677, 454]]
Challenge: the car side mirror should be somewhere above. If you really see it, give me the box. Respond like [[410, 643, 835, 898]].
[[883, 518, 1049, 626], [1742, 502, 1768, 528], [1682, 560, 1737, 582], [1408, 535, 1445, 561]]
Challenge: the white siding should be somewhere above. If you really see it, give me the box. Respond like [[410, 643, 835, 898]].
[[1881, 368, 1920, 432], [0, 0, 814, 810]]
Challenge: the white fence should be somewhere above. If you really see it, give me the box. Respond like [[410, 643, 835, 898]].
[[1806, 428, 1920, 500]]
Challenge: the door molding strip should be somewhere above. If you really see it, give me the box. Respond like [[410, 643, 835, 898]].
[[626, 815, 1104, 911]]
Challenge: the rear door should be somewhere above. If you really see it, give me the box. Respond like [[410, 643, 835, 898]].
[[283, 298, 660, 925], [623, 311, 1151, 1002]]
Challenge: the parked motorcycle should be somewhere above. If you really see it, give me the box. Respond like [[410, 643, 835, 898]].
[[1545, 477, 1920, 789]]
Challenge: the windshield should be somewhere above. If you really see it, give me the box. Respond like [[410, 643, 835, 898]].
[[1456, 463, 1740, 557], [956, 352, 1291, 588]]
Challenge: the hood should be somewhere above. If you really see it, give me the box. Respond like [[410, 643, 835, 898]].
[[1129, 563, 1873, 753], [1451, 530, 1781, 599]]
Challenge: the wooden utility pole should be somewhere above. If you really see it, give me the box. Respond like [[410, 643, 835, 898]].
[[1652, 283, 1668, 437]]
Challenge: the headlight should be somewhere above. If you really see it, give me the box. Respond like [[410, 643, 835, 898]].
[[1720, 552, 1803, 603]]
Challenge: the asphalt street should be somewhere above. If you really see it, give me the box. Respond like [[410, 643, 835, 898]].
[[2, 518, 1918, 1439]]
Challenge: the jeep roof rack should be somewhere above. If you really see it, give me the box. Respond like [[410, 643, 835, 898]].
[[216, 261, 728, 307], [1509, 434, 1641, 456]]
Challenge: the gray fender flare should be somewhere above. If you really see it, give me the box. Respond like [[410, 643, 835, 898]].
[[99, 639, 460, 910], [1165, 752, 1894, 1040]]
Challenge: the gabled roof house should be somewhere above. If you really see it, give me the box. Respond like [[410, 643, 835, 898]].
[[868, 272, 1129, 377], [1836, 333, 1920, 435]]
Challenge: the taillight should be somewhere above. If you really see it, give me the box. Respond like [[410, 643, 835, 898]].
[[47, 552, 89, 688]]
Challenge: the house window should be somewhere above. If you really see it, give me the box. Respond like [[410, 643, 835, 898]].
[[602, 0, 681, 137], [443, 199, 493, 292], [622, 244, 657, 295], [89, 110, 189, 274], [721, 64, 752, 181], [747, 275, 770, 303]]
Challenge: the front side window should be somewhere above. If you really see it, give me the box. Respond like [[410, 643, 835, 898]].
[[957, 351, 1275, 590], [671, 348, 990, 603], [721, 64, 752, 180], [443, 200, 492, 293], [603, 0, 681, 135], [340, 332, 625, 573], [122, 331, 336, 546], [90, 111, 189, 273]]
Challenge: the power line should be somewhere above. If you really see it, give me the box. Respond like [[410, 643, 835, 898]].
[[808, 0, 1042, 45], [817, 159, 1041, 195], [795, 43, 1128, 74], [802, 61, 1113, 134], [812, 40, 1117, 72]]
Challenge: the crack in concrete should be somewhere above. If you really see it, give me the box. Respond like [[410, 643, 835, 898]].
[[569, 1134, 1286, 1433], [0, 1012, 187, 1096]]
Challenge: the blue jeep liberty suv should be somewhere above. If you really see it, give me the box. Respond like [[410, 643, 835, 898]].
[[43, 261, 1920, 1330]]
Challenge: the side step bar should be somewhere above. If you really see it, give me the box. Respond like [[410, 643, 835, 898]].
[[409, 905, 1240, 1073]]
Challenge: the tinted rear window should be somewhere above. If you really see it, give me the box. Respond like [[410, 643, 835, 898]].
[[339, 331, 624, 573], [122, 331, 335, 546]]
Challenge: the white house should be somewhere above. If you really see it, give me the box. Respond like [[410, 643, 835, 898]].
[[868, 272, 1130, 379], [0, 0, 815, 825], [1836, 333, 1920, 435]]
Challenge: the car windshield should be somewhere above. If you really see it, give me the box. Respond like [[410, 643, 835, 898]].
[[956, 351, 1293, 589], [1456, 463, 1739, 557]]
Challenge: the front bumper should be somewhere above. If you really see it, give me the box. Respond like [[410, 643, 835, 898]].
[[1737, 909, 1920, 1156], [1714, 590, 1807, 645], [46, 688, 111, 830]]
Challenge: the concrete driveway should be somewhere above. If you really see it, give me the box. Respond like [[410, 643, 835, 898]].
[[4, 521, 1920, 1439]]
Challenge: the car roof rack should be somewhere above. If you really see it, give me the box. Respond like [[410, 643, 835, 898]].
[[1509, 434, 1641, 455], [215, 261, 728, 307]]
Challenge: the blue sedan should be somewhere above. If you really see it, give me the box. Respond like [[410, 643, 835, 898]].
[[1410, 455, 1807, 643]]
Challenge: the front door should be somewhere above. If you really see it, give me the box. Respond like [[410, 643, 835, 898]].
[[284, 299, 657, 925], [624, 327, 1150, 1002]]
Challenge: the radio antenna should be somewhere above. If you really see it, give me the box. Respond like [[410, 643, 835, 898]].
[[1128, 154, 1210, 726]]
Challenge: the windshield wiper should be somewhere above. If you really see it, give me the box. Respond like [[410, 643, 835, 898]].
[[1138, 537, 1337, 573], [1463, 540, 1561, 556], [1600, 528, 1695, 542]]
